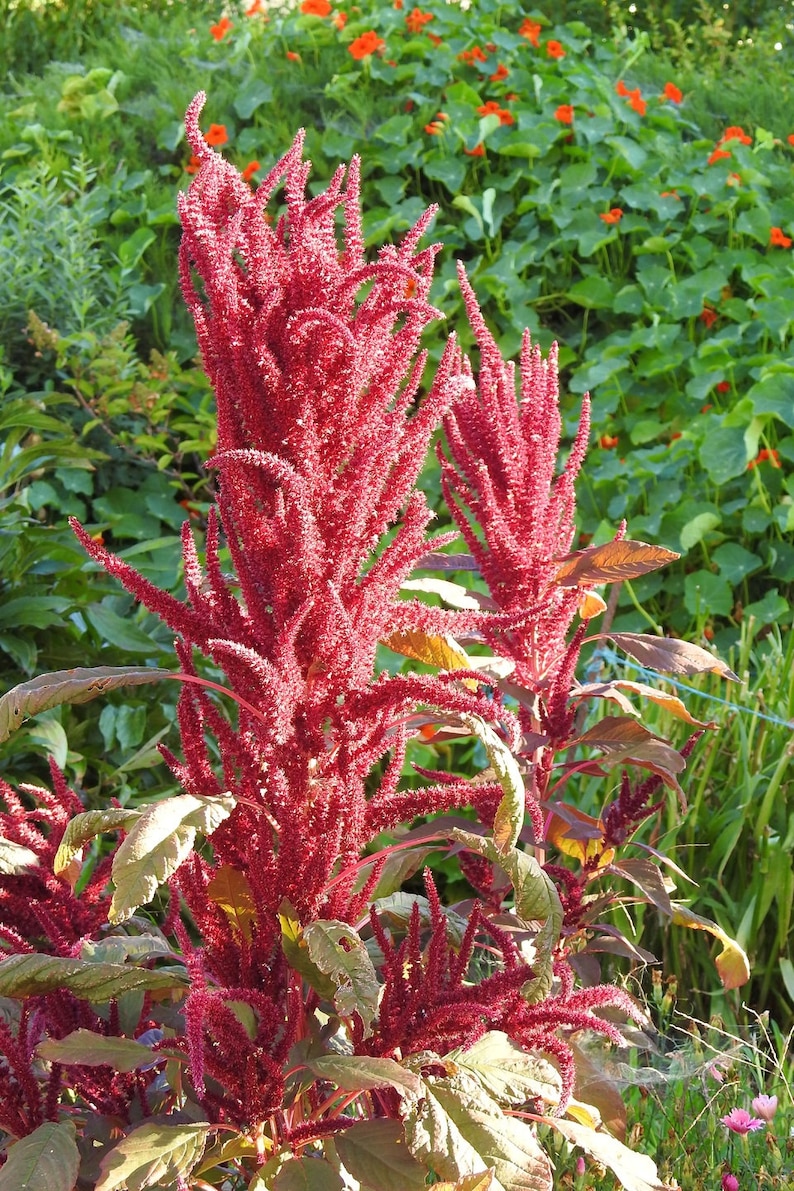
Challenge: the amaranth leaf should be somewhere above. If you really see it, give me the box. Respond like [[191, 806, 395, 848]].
[[0, 954, 187, 1001], [0, 1120, 80, 1191], [95, 1122, 212, 1191], [303, 920, 379, 1035]]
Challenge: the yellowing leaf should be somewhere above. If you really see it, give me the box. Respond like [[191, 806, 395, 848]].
[[574, 680, 718, 728], [544, 806, 614, 868], [578, 590, 607, 620], [109, 793, 236, 925], [554, 540, 679, 588], [54, 808, 140, 883], [433, 1174, 496, 1191], [459, 713, 525, 856], [0, 954, 187, 1002], [671, 904, 750, 989], [207, 865, 257, 941], [384, 630, 475, 686], [334, 1119, 428, 1191], [539, 1116, 674, 1191], [95, 1123, 211, 1191], [303, 920, 380, 1035], [0, 837, 39, 875]]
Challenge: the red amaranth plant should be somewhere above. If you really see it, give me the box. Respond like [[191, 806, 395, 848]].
[[0, 94, 746, 1190]]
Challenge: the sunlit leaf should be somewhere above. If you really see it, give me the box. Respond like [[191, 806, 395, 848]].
[[604, 633, 739, 681], [109, 793, 236, 924], [538, 1116, 674, 1191], [402, 1069, 553, 1191], [37, 1029, 159, 1073], [544, 806, 614, 868], [574, 680, 718, 728], [401, 577, 488, 610], [306, 1055, 422, 1097], [54, 808, 140, 883], [432, 1175, 496, 1191], [445, 1032, 561, 1109], [272, 1158, 345, 1191], [207, 865, 257, 941], [0, 954, 187, 1001], [0, 837, 39, 875], [554, 541, 679, 587], [459, 713, 524, 855], [95, 1122, 212, 1191], [384, 630, 473, 676], [0, 666, 173, 743], [352, 846, 437, 901], [303, 920, 380, 1034], [610, 859, 674, 916], [334, 1119, 428, 1191], [0, 1120, 79, 1191], [578, 590, 607, 619], [671, 904, 750, 989]]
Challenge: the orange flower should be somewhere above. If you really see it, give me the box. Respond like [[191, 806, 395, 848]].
[[599, 434, 619, 449], [770, 226, 792, 248], [599, 208, 623, 224], [701, 404, 713, 413], [348, 30, 384, 58], [700, 306, 718, 328], [210, 14, 233, 40], [435, 111, 449, 121], [546, 39, 565, 58], [660, 190, 680, 199], [185, 154, 202, 174], [490, 62, 509, 82], [333, 10, 347, 27], [715, 382, 731, 394], [663, 81, 683, 103], [405, 7, 433, 33], [720, 125, 751, 145], [615, 80, 630, 96], [708, 147, 731, 165], [727, 172, 742, 187], [394, 0, 403, 7], [464, 143, 485, 156], [286, 50, 301, 61], [301, 0, 331, 13], [476, 100, 513, 126], [459, 45, 487, 64], [245, 0, 267, 13], [204, 123, 229, 147], [628, 90, 646, 116], [424, 121, 445, 135], [519, 18, 541, 46], [427, 31, 442, 46], [788, 133, 794, 146], [241, 160, 260, 183], [555, 104, 574, 124], [748, 448, 781, 470]]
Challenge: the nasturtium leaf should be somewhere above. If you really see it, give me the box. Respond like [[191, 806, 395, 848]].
[[445, 1032, 561, 1109], [37, 1029, 159, 1073], [451, 830, 562, 1003], [95, 1122, 212, 1191], [0, 1120, 80, 1191], [303, 920, 379, 1034], [683, 569, 733, 619], [306, 1055, 422, 1097], [0, 837, 39, 875], [459, 713, 524, 855], [109, 792, 236, 924], [334, 1119, 428, 1191], [0, 954, 187, 1001], [554, 540, 679, 587], [605, 633, 739, 681], [679, 512, 721, 553], [670, 904, 750, 989], [0, 666, 174, 743], [233, 77, 273, 119], [207, 865, 257, 941], [402, 1069, 553, 1191], [272, 1158, 345, 1191], [54, 807, 140, 882], [539, 1117, 673, 1191], [698, 425, 747, 484]]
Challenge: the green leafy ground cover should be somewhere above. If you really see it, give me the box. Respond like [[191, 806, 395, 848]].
[[0, 1, 792, 1185]]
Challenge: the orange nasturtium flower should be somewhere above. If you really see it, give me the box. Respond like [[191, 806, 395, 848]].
[[748, 448, 781, 470], [459, 45, 487, 64], [715, 382, 731, 394], [204, 124, 229, 147], [663, 81, 683, 103], [333, 10, 347, 28], [245, 0, 267, 13], [348, 30, 385, 58], [599, 208, 623, 224], [770, 226, 793, 248], [405, 7, 433, 33], [424, 121, 445, 135], [210, 15, 233, 40], [241, 161, 261, 183], [427, 31, 442, 46], [286, 50, 301, 61], [660, 190, 680, 199], [519, 18, 542, 46], [464, 143, 485, 156], [628, 90, 646, 116], [301, 0, 331, 14], [599, 434, 619, 449], [708, 147, 732, 165], [490, 62, 509, 82], [185, 155, 202, 174], [615, 80, 630, 96], [555, 104, 574, 124], [476, 100, 514, 126], [720, 125, 751, 145], [546, 39, 565, 58], [788, 133, 794, 146], [700, 307, 718, 328]]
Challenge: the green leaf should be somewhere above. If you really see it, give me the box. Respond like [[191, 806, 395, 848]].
[[746, 371, 794, 427], [95, 1123, 211, 1191], [679, 512, 720, 552], [272, 1159, 344, 1191], [744, 588, 790, 625], [566, 276, 615, 309], [279, 900, 338, 999], [334, 1119, 428, 1191], [712, 543, 762, 584], [306, 1055, 422, 1097], [683, 570, 733, 618], [0, 1120, 80, 1191], [402, 1069, 553, 1191], [698, 426, 748, 484], [0, 954, 187, 1001], [233, 77, 273, 119], [445, 1032, 561, 1110], [736, 206, 771, 244], [37, 1029, 159, 1073], [0, 666, 174, 743], [109, 793, 237, 924], [450, 830, 562, 1002], [303, 920, 379, 1035], [117, 227, 155, 272], [458, 714, 524, 855], [86, 604, 163, 653], [605, 135, 647, 170]]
